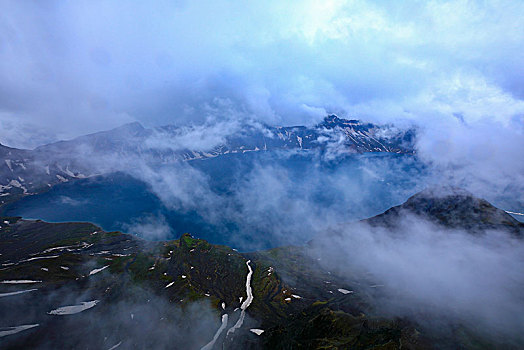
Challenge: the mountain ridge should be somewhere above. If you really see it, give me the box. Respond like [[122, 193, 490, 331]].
[[0, 115, 415, 206], [363, 186, 524, 236], [0, 189, 521, 349]]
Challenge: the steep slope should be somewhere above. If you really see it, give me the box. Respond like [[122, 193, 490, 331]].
[[0, 218, 427, 349], [364, 187, 523, 236], [0, 218, 256, 348], [0, 116, 415, 206], [33, 115, 413, 162], [2, 189, 521, 349], [0, 144, 88, 208]]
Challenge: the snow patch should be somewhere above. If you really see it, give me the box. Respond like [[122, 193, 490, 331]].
[[48, 300, 99, 315], [42, 244, 78, 253], [337, 288, 353, 294], [0, 324, 39, 338], [89, 266, 109, 276], [226, 260, 254, 336], [0, 280, 41, 284], [56, 175, 68, 182], [107, 341, 122, 350], [20, 255, 59, 263], [201, 314, 229, 350], [4, 160, 13, 172], [0, 289, 38, 298]]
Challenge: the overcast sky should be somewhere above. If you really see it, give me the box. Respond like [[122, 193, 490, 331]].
[[0, 0, 523, 148]]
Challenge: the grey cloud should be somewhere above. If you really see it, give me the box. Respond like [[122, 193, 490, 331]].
[[1, 1, 522, 206], [121, 213, 172, 241], [310, 215, 524, 341], [416, 117, 524, 211], [1, 1, 523, 342], [0, 0, 523, 149]]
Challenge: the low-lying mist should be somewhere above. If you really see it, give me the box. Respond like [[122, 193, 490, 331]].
[[0, 275, 222, 349], [2, 117, 523, 345], [6, 151, 430, 249], [310, 214, 524, 343]]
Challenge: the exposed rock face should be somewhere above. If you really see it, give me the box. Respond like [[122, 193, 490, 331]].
[[365, 187, 523, 236]]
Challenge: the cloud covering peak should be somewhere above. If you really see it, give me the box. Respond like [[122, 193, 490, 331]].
[[0, 0, 523, 148]]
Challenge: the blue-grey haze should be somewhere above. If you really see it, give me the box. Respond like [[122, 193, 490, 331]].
[[4, 152, 428, 250]]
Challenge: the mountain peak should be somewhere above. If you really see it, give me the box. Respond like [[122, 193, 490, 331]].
[[94, 121, 147, 139], [114, 121, 145, 133], [365, 186, 523, 236], [319, 115, 363, 129], [324, 114, 342, 123]]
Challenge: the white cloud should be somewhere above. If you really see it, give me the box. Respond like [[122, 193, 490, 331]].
[[121, 213, 172, 240], [0, 0, 522, 147], [312, 216, 524, 339]]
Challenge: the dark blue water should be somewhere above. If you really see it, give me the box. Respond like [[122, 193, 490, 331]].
[[3, 152, 429, 250]]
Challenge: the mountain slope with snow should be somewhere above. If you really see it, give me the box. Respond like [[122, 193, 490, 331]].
[[0, 116, 415, 206], [0, 189, 521, 349]]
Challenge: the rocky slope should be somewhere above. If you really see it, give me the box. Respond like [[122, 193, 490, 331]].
[[0, 116, 414, 206], [364, 187, 524, 236], [0, 217, 422, 349], [1, 189, 521, 349]]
